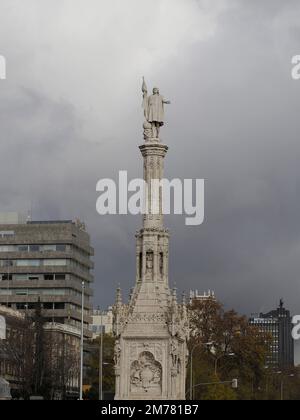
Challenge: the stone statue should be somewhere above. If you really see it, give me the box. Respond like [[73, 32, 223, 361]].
[[170, 339, 178, 369], [146, 252, 154, 274], [114, 340, 121, 366], [142, 78, 171, 139]]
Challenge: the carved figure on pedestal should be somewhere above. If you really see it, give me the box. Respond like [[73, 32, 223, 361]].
[[114, 340, 121, 367], [142, 78, 171, 139], [146, 252, 154, 276]]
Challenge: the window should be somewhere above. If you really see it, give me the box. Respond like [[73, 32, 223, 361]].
[[44, 274, 54, 281], [18, 245, 29, 252], [0, 231, 14, 238], [16, 303, 35, 310], [15, 274, 28, 281], [16, 259, 40, 267], [43, 259, 67, 266], [29, 245, 40, 252], [42, 245, 56, 252], [1, 274, 12, 281], [0, 290, 12, 295], [55, 303, 65, 310], [15, 289, 28, 296], [56, 244, 66, 252], [43, 303, 54, 310], [2, 260, 13, 268], [55, 274, 66, 280], [48, 289, 65, 296], [0, 245, 14, 252]]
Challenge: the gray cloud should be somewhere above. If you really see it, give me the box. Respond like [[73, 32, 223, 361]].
[[0, 0, 300, 361]]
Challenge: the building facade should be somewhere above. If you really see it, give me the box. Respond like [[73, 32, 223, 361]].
[[249, 300, 294, 369], [0, 305, 28, 396], [189, 290, 216, 304], [0, 217, 93, 338], [91, 307, 113, 338], [0, 304, 83, 399]]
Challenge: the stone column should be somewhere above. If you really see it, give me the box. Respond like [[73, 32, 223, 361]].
[[139, 141, 168, 231]]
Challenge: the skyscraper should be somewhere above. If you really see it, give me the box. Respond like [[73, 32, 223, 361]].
[[249, 300, 294, 369]]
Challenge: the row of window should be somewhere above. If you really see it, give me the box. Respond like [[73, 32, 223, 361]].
[[0, 258, 68, 267], [251, 319, 278, 325], [0, 287, 90, 300], [0, 243, 90, 259], [0, 273, 66, 281], [0, 288, 67, 296], [0, 258, 90, 272], [0, 231, 14, 238], [15, 302, 66, 310], [0, 244, 67, 252], [14, 303, 90, 316]]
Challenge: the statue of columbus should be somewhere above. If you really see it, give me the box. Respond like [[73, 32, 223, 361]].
[[142, 78, 171, 139]]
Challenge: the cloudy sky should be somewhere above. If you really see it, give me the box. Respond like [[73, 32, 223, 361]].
[[0, 0, 300, 359]]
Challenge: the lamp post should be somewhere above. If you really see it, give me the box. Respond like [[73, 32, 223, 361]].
[[189, 342, 213, 400], [275, 371, 294, 401], [79, 281, 85, 401], [5, 260, 12, 307], [214, 353, 235, 376], [101, 361, 114, 400], [99, 311, 103, 401]]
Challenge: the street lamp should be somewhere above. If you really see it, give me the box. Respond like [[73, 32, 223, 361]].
[[214, 353, 235, 375], [275, 371, 295, 401], [79, 281, 85, 401], [189, 342, 213, 400], [100, 362, 114, 400], [99, 310, 103, 401], [4, 260, 13, 307]]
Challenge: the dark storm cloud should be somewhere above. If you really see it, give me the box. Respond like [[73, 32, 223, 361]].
[[0, 0, 300, 360]]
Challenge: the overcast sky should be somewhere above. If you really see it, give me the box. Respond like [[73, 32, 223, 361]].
[[0, 0, 300, 360]]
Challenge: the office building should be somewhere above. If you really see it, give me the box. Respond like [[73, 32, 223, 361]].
[[91, 307, 113, 338], [0, 215, 94, 338], [249, 300, 294, 369], [189, 289, 216, 304]]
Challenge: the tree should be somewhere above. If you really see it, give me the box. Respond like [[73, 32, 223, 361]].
[[32, 299, 46, 396], [43, 330, 80, 400], [188, 297, 271, 400], [0, 302, 81, 400], [84, 334, 115, 400], [0, 311, 34, 399]]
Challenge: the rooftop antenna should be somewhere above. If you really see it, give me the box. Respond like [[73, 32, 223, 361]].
[[27, 209, 32, 223], [27, 200, 33, 223]]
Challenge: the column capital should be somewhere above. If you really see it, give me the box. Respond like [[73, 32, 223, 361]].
[[139, 142, 168, 158]]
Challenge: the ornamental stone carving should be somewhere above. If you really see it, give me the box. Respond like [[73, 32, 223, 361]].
[[114, 340, 121, 367], [130, 351, 162, 394]]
